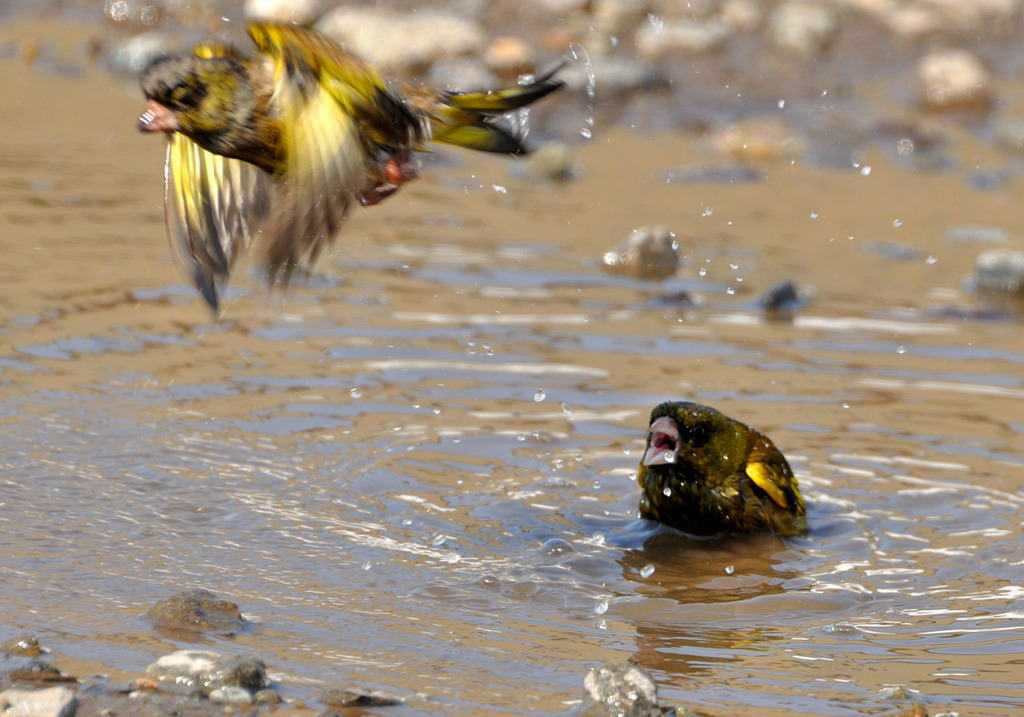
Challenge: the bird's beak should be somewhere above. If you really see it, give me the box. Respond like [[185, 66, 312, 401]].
[[643, 416, 681, 466], [138, 100, 180, 133]]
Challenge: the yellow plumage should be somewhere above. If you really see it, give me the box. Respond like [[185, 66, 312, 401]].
[[139, 21, 562, 312]]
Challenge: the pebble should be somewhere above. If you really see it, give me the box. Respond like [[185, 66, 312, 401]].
[[146, 588, 246, 634], [0, 686, 77, 717], [972, 250, 1024, 293], [244, 0, 321, 24], [705, 117, 806, 160], [917, 48, 992, 111], [635, 17, 731, 58], [602, 226, 681, 281], [316, 7, 486, 71], [145, 650, 268, 692], [769, 2, 839, 57], [104, 30, 175, 76], [581, 662, 660, 717], [484, 35, 536, 76], [322, 688, 404, 707]]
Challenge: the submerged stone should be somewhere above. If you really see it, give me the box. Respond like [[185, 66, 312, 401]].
[[582, 662, 660, 717], [146, 588, 245, 634]]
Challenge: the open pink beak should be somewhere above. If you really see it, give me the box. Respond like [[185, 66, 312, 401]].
[[643, 416, 681, 466], [138, 100, 180, 133]]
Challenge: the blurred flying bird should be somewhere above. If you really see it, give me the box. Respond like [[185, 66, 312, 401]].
[[138, 21, 562, 312]]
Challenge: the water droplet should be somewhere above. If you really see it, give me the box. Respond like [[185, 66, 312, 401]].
[[350, 387, 362, 399], [574, 453, 583, 462], [778, 99, 785, 109], [640, 564, 656, 578], [896, 346, 906, 355], [726, 287, 736, 295], [810, 211, 819, 219], [361, 561, 373, 571], [622, 446, 631, 455], [724, 565, 735, 575], [516, 434, 526, 442], [893, 218, 903, 228], [534, 389, 546, 402], [442, 551, 461, 564], [553, 459, 564, 470], [561, 402, 572, 416], [664, 451, 676, 464], [860, 165, 872, 176], [925, 255, 938, 265], [592, 532, 605, 545], [662, 487, 672, 497], [647, 13, 664, 32], [595, 597, 610, 615], [702, 206, 713, 217], [433, 408, 441, 415], [580, 127, 592, 139], [431, 534, 447, 547], [698, 267, 707, 277]]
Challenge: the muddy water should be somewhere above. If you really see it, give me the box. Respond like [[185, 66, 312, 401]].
[[2, 23, 1024, 717]]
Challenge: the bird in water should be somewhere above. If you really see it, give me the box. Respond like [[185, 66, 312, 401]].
[[637, 401, 808, 537], [138, 21, 563, 312]]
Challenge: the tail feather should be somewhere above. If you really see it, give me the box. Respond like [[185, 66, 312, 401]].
[[428, 65, 563, 155]]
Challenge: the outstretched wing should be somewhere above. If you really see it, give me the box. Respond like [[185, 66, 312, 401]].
[[246, 22, 424, 286], [164, 133, 270, 312]]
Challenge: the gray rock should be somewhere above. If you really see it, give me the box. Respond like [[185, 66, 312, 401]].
[[602, 227, 681, 280], [973, 250, 1024, 293], [317, 7, 486, 70], [0, 686, 77, 717], [145, 650, 268, 692], [208, 685, 254, 705], [582, 662, 660, 717]]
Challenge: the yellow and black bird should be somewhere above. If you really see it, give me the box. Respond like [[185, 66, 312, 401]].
[[138, 21, 563, 312], [637, 401, 808, 537]]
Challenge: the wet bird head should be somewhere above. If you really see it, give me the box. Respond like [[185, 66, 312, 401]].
[[642, 401, 748, 482], [138, 53, 272, 169]]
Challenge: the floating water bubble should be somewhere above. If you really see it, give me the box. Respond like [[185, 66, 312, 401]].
[[534, 389, 546, 402], [640, 564, 656, 578]]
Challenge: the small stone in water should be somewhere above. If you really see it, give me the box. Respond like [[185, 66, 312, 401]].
[[582, 663, 660, 717]]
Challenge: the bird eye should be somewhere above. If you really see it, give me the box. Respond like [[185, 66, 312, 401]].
[[685, 422, 711, 447], [169, 78, 206, 108]]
